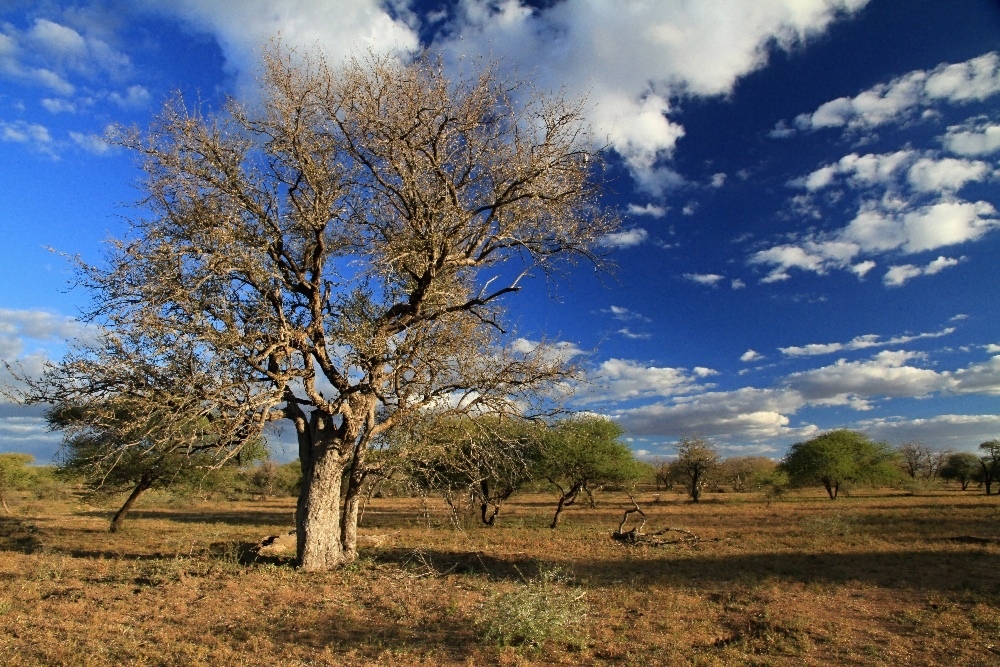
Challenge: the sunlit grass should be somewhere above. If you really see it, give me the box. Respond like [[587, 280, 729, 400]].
[[0, 487, 997, 665]]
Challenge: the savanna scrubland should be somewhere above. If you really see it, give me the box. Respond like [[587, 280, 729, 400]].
[[1, 479, 998, 667]]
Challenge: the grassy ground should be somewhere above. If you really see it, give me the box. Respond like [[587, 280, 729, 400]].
[[0, 486, 998, 666]]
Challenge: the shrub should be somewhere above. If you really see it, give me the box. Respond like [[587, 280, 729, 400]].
[[477, 567, 587, 650]]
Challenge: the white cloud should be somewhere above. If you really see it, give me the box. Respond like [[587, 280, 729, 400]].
[[683, 272, 725, 287], [0, 308, 88, 360], [753, 197, 997, 283], [69, 130, 113, 155], [147, 0, 419, 97], [857, 413, 1000, 448], [108, 84, 150, 109], [617, 328, 652, 340], [41, 97, 76, 113], [779, 326, 956, 357], [731, 278, 746, 289], [614, 386, 815, 441], [0, 120, 57, 157], [710, 172, 726, 188], [627, 203, 667, 218], [599, 227, 649, 248], [793, 51, 1000, 132], [603, 305, 650, 322], [580, 348, 1000, 445], [580, 358, 710, 404], [942, 119, 1000, 156], [740, 349, 764, 362], [906, 157, 991, 193], [883, 255, 962, 287], [430, 0, 870, 192]]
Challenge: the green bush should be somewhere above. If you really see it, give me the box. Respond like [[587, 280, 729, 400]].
[[476, 567, 587, 650]]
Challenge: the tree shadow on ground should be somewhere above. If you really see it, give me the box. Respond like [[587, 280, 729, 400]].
[[372, 547, 545, 581], [568, 547, 1000, 594], [0, 517, 44, 553], [74, 509, 293, 527]]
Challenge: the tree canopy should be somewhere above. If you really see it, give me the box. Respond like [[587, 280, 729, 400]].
[[21, 46, 618, 570], [781, 430, 898, 499], [537, 415, 641, 528]]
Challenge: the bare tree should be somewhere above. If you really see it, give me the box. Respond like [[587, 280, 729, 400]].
[[24, 47, 617, 570], [673, 437, 720, 502]]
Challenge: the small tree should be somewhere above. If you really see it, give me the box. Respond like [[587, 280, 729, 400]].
[[672, 437, 720, 502], [716, 456, 778, 493], [0, 453, 35, 513], [398, 415, 541, 527], [897, 442, 934, 480], [939, 451, 981, 491], [978, 440, 1000, 495], [49, 399, 266, 532], [537, 416, 641, 528], [781, 430, 898, 500], [651, 458, 677, 491]]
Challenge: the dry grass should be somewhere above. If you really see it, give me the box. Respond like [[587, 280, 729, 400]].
[[1, 486, 999, 666]]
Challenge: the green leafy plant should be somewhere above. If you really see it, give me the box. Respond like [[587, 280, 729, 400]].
[[476, 567, 587, 650]]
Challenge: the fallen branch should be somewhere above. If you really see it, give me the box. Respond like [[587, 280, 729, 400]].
[[611, 494, 702, 546]]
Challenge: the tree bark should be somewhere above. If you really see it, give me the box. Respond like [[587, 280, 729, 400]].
[[550, 482, 582, 529], [296, 443, 349, 571], [110, 475, 153, 533]]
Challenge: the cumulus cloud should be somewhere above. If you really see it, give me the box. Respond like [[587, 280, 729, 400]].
[[779, 325, 956, 357], [579, 358, 712, 404], [740, 349, 764, 362], [942, 118, 1000, 156], [857, 413, 1000, 448], [683, 272, 725, 287], [69, 130, 113, 155], [579, 346, 1000, 445], [883, 255, 962, 287], [792, 51, 1000, 132], [599, 227, 649, 248], [0, 17, 132, 91], [613, 386, 815, 441], [0, 308, 88, 360], [627, 203, 667, 218], [146, 0, 419, 96], [0, 120, 57, 157], [425, 0, 871, 192]]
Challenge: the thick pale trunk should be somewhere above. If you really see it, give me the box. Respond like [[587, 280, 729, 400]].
[[296, 445, 349, 571]]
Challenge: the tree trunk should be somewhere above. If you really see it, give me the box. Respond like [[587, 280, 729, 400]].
[[110, 475, 153, 533], [296, 443, 349, 571], [550, 482, 582, 529], [823, 479, 839, 500], [0, 491, 10, 514]]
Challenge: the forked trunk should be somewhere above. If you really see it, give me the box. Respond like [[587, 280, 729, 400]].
[[110, 475, 153, 533], [550, 481, 582, 529]]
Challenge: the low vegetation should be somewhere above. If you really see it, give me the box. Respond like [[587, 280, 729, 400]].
[[0, 470, 998, 666]]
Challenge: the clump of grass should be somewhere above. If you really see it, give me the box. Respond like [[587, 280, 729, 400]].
[[476, 566, 587, 650]]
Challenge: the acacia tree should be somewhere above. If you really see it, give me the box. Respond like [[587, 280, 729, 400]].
[[672, 437, 720, 502], [393, 414, 541, 527], [939, 451, 981, 490], [0, 453, 34, 514], [27, 48, 617, 570], [781, 430, 898, 500], [537, 416, 641, 529], [979, 440, 1000, 495]]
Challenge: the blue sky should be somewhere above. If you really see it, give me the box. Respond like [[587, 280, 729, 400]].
[[1, 0, 999, 462]]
